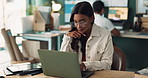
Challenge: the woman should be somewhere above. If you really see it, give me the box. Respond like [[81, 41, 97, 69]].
[[60, 1, 113, 71]]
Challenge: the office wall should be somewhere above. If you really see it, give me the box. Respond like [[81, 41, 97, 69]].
[[26, 0, 51, 6], [58, 0, 136, 29], [26, 0, 52, 15], [26, 0, 136, 28], [26, 0, 65, 25]]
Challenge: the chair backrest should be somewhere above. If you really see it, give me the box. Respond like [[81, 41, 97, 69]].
[[111, 46, 126, 71]]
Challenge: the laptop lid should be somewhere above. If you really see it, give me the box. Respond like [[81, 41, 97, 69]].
[[38, 49, 82, 78]]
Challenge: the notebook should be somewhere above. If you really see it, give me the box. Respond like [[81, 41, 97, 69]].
[[38, 49, 94, 78]]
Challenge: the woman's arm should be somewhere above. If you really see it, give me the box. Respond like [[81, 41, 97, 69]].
[[60, 35, 73, 52]]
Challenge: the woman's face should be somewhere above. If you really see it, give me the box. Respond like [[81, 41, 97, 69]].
[[73, 14, 93, 34]]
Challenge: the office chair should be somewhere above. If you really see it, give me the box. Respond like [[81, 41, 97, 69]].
[[111, 46, 126, 71], [1, 28, 35, 63]]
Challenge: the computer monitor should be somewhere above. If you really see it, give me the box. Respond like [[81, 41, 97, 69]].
[[108, 7, 128, 21]]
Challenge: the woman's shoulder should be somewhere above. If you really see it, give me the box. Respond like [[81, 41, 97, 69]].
[[92, 23, 112, 40], [93, 23, 110, 34]]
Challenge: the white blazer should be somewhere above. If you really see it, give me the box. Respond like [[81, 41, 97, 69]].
[[60, 23, 114, 71]]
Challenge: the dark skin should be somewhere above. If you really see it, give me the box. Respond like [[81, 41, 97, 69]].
[[67, 14, 94, 71]]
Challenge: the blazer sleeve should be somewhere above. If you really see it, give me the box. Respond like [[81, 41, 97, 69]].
[[60, 34, 73, 52]]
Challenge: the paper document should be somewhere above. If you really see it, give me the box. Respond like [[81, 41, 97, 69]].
[[136, 67, 148, 76]]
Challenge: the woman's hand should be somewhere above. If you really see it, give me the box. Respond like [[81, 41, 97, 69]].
[[66, 31, 82, 38], [80, 63, 86, 71]]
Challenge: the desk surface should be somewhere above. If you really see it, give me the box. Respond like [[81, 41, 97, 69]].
[[121, 31, 148, 39], [20, 30, 66, 50], [4, 70, 148, 78], [21, 30, 148, 39], [21, 30, 66, 38]]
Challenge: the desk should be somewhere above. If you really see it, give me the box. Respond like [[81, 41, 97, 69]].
[[113, 31, 148, 70], [20, 30, 66, 50], [4, 70, 148, 78], [121, 31, 148, 39]]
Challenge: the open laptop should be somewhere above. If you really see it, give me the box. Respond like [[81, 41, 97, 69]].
[[38, 49, 94, 78]]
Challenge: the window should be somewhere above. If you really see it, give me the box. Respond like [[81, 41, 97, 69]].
[[0, 0, 26, 48], [0, 0, 26, 67]]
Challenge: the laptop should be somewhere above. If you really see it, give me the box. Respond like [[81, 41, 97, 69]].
[[38, 49, 94, 78]]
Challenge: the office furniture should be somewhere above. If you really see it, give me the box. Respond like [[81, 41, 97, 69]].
[[111, 46, 126, 71], [22, 40, 41, 62], [22, 16, 41, 62], [21, 30, 65, 50], [16, 30, 65, 62], [4, 70, 147, 78], [113, 31, 148, 71], [1, 28, 17, 61], [33, 10, 46, 31], [121, 31, 148, 39], [33, 6, 53, 31], [1, 28, 35, 63]]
